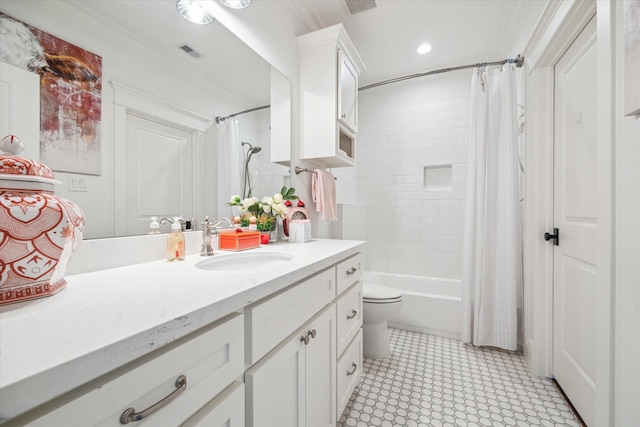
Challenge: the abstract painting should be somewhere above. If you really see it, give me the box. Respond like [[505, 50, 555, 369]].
[[624, 0, 640, 116], [0, 13, 102, 174]]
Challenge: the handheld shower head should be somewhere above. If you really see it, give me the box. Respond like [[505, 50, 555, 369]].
[[242, 141, 262, 154]]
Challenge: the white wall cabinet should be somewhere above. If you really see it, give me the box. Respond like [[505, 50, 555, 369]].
[[245, 305, 336, 427], [297, 24, 366, 168]]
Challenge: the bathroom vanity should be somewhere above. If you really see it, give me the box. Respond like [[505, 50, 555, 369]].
[[0, 239, 365, 426]]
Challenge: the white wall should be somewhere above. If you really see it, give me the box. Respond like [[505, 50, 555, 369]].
[[341, 72, 471, 279]]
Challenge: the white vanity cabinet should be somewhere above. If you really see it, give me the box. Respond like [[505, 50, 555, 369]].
[[8, 313, 245, 427], [297, 24, 366, 168], [334, 254, 365, 419], [245, 305, 336, 427], [244, 267, 337, 427]]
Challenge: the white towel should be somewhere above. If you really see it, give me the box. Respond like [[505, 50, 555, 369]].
[[312, 169, 338, 222]]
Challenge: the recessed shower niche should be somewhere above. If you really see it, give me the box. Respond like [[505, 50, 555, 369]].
[[424, 164, 453, 191]]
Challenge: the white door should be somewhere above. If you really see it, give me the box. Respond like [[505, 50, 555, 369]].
[[245, 331, 306, 427], [124, 114, 194, 235], [0, 62, 40, 160], [304, 305, 337, 427], [552, 16, 597, 426]]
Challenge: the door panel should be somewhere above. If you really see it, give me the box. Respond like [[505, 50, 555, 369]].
[[552, 16, 597, 426], [125, 114, 193, 235]]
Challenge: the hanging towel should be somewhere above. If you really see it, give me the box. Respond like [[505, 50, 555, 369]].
[[312, 169, 338, 222]]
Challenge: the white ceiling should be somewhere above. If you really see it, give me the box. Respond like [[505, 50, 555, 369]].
[[67, 0, 546, 103], [290, 0, 546, 87]]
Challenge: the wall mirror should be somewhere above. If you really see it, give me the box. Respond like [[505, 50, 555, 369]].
[[0, 0, 291, 239]]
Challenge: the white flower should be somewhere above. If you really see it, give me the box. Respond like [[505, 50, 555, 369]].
[[273, 193, 283, 204], [230, 195, 241, 204]]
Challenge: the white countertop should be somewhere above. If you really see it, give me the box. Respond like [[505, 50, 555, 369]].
[[0, 238, 365, 421]]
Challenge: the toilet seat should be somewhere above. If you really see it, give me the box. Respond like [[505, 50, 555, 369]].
[[363, 283, 402, 304]]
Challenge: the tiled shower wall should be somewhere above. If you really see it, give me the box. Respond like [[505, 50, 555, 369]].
[[339, 74, 471, 280]]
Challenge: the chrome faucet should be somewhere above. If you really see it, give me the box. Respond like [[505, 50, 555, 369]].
[[201, 216, 235, 256]]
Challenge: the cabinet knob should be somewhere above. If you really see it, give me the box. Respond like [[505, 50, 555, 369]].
[[346, 309, 357, 320], [300, 329, 317, 345], [346, 267, 357, 275], [341, 113, 346, 119]]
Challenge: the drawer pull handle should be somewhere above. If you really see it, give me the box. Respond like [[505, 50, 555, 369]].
[[347, 310, 357, 320], [301, 329, 317, 345], [120, 375, 187, 424], [347, 363, 358, 376], [346, 267, 357, 275]]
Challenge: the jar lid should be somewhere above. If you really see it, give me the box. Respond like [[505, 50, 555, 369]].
[[0, 135, 60, 184]]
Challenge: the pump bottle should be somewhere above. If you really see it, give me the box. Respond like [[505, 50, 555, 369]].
[[167, 217, 185, 261]]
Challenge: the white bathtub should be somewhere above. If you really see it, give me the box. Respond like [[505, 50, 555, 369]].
[[363, 271, 462, 340]]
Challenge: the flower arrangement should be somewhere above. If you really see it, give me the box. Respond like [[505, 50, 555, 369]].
[[228, 186, 298, 231]]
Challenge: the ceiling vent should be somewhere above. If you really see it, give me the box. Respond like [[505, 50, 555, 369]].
[[178, 43, 203, 59], [344, 0, 377, 15]]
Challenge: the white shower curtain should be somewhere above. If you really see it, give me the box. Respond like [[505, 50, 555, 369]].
[[216, 119, 243, 221], [461, 65, 522, 351]]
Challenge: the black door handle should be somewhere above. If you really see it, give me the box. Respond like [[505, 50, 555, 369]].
[[544, 228, 559, 246]]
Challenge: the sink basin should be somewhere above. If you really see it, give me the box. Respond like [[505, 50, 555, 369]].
[[195, 251, 294, 271]]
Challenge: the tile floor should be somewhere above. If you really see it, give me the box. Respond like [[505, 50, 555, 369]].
[[338, 329, 582, 427]]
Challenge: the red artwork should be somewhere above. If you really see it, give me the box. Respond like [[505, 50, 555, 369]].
[[0, 13, 102, 174]]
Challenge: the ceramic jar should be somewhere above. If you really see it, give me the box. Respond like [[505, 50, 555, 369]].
[[0, 135, 85, 305]]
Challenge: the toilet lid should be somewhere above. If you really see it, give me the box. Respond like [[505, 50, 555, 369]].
[[363, 283, 402, 302]]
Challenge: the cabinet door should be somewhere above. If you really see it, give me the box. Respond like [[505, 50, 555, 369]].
[[245, 333, 306, 427], [180, 382, 244, 427], [304, 305, 337, 427], [338, 49, 358, 133]]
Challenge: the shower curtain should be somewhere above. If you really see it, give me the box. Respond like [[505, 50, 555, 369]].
[[216, 119, 243, 221], [461, 65, 522, 351]]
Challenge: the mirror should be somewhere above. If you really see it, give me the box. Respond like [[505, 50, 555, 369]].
[[0, 0, 291, 239]]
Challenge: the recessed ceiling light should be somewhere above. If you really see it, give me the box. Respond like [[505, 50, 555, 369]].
[[417, 43, 432, 55], [176, 0, 215, 25], [219, 0, 252, 9]]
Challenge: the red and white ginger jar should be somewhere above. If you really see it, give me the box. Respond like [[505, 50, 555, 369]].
[[0, 135, 85, 305]]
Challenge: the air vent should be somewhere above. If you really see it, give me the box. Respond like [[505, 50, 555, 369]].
[[178, 43, 203, 59], [345, 0, 376, 15]]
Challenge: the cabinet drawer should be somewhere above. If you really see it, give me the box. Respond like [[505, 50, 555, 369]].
[[336, 253, 364, 295], [181, 381, 244, 427], [336, 329, 363, 419], [23, 313, 244, 427], [246, 267, 336, 365], [336, 281, 362, 357]]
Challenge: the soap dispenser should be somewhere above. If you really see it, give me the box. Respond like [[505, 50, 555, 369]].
[[148, 216, 160, 234], [167, 217, 185, 261]]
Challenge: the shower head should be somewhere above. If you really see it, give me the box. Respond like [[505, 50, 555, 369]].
[[242, 141, 262, 154]]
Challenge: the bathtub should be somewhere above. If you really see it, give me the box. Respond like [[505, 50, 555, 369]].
[[362, 271, 462, 340]]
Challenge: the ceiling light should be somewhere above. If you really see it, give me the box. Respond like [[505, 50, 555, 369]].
[[417, 43, 432, 54], [219, 0, 252, 9], [176, 0, 215, 24]]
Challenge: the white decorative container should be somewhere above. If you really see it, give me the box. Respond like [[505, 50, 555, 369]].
[[0, 135, 85, 305]]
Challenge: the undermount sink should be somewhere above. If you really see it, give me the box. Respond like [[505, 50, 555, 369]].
[[195, 251, 294, 271]]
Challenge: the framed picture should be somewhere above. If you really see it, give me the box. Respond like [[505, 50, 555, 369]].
[[624, 0, 640, 116], [0, 13, 102, 174]]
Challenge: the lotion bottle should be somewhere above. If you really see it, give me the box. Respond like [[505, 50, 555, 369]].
[[167, 217, 185, 261]]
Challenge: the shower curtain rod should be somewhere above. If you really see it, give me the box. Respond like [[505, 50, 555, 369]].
[[359, 54, 524, 91], [215, 104, 270, 124]]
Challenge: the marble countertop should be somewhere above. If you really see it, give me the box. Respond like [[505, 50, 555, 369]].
[[0, 238, 365, 421]]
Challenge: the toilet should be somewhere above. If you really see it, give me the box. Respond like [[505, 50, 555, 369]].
[[362, 283, 403, 358]]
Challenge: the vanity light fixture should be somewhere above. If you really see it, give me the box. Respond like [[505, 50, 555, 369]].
[[218, 0, 252, 9], [176, 0, 215, 24], [417, 43, 432, 54]]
